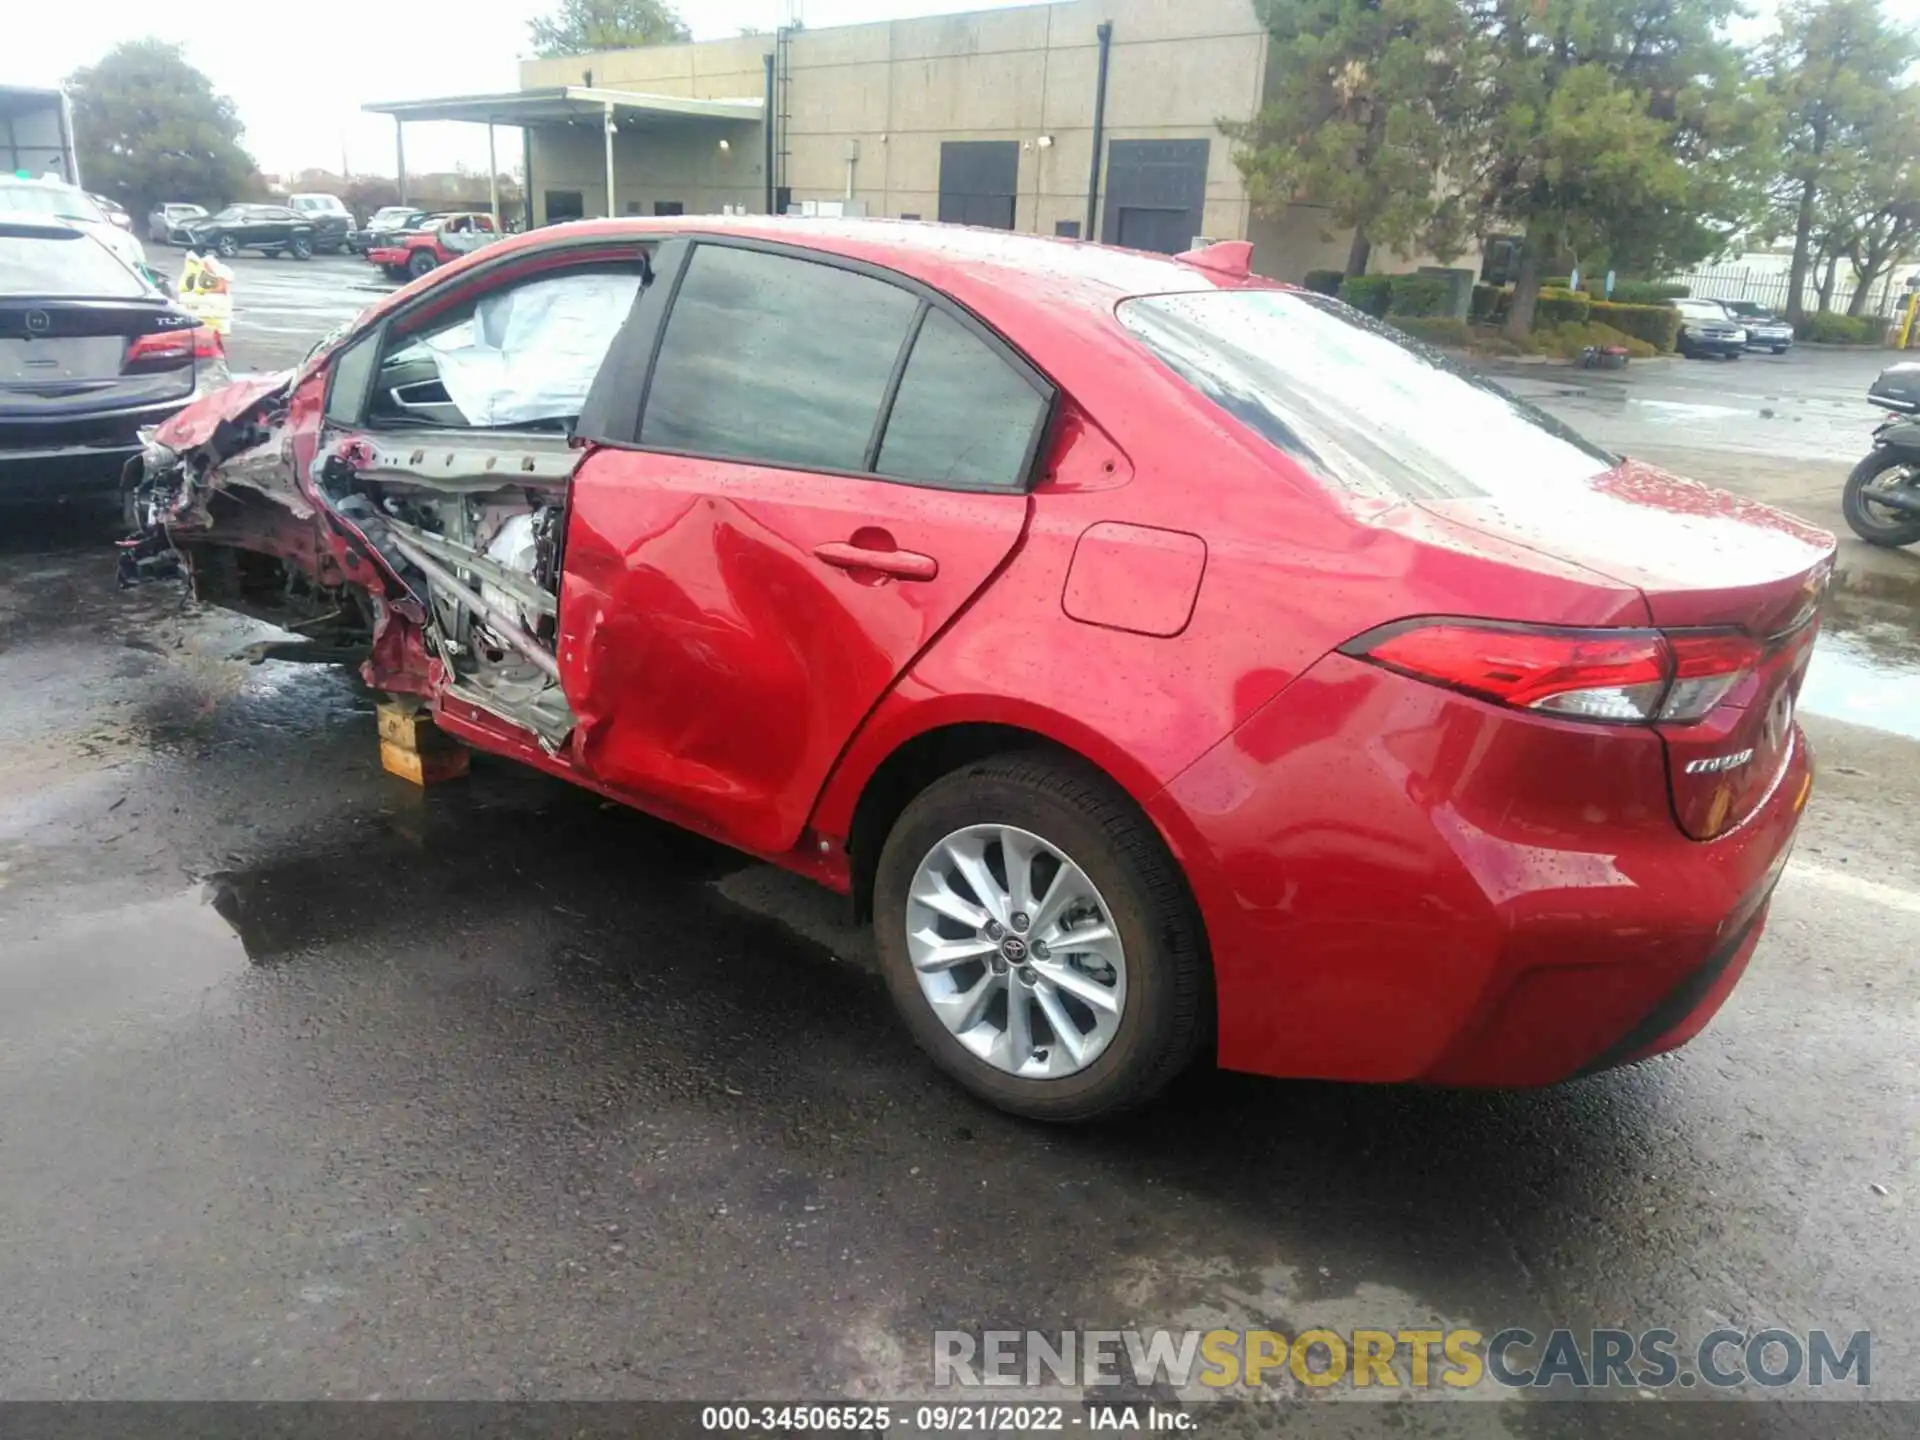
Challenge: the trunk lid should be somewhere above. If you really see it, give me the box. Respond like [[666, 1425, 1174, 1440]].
[[1422, 459, 1833, 839], [0, 297, 199, 423]]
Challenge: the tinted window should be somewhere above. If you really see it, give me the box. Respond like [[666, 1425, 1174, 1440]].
[[641, 245, 918, 471], [0, 229, 144, 297], [1118, 289, 1613, 502], [877, 308, 1046, 488]]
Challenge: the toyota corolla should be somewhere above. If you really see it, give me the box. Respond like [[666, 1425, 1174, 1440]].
[[124, 219, 1831, 1121]]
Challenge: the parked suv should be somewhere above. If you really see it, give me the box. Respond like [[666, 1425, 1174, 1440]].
[[287, 194, 354, 253], [177, 204, 315, 260]]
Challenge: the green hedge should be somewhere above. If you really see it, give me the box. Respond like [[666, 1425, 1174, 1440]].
[[1390, 316, 1472, 348], [1339, 275, 1394, 316], [1470, 283, 1504, 322], [1385, 275, 1454, 318], [1611, 280, 1690, 304], [1532, 287, 1592, 327], [1796, 312, 1888, 345], [1588, 300, 1679, 352], [1302, 268, 1345, 296]]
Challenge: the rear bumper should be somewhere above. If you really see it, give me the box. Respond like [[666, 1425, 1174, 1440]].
[[1150, 653, 1811, 1087], [0, 441, 140, 501], [0, 400, 192, 503]]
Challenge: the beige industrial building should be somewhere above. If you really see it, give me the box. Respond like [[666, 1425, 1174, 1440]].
[[367, 0, 1460, 281]]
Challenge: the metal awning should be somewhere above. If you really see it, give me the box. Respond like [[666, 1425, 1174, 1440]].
[[362, 86, 763, 130], [362, 86, 765, 223]]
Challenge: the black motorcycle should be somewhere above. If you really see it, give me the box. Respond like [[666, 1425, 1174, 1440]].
[[1845, 362, 1920, 547]]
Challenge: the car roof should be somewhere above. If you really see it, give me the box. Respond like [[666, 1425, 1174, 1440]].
[[465, 215, 1268, 322]]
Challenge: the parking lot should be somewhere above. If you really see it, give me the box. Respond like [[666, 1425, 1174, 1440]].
[[1, 253, 1917, 1426]]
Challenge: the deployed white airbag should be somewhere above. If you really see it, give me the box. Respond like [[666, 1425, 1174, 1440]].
[[429, 271, 643, 427]]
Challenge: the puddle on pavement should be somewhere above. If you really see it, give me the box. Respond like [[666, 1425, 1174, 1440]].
[[0, 887, 250, 1056], [1629, 398, 1752, 423], [1802, 571, 1920, 739]]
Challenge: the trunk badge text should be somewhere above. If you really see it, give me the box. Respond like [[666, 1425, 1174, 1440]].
[[1686, 749, 1756, 775]]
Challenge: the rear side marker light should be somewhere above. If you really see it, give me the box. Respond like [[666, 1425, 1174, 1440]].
[[1342, 619, 1762, 726]]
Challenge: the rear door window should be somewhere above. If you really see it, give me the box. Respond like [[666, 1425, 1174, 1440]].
[[876, 307, 1048, 489], [639, 244, 919, 472]]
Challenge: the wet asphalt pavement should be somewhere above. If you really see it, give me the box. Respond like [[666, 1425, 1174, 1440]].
[[0, 255, 1917, 1429]]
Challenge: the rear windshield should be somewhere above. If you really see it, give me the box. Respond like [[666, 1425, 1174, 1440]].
[[1117, 289, 1614, 502], [0, 183, 106, 226], [0, 229, 146, 297]]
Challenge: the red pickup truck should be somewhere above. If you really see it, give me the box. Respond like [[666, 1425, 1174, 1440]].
[[365, 212, 500, 281]]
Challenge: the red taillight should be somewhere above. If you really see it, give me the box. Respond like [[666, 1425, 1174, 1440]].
[[124, 325, 223, 370], [1344, 620, 1760, 725], [1662, 629, 1765, 720]]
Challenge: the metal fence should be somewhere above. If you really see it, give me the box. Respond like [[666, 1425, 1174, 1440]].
[[1667, 263, 1909, 318]]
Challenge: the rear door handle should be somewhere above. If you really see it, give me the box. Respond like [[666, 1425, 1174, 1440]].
[[813, 540, 939, 582]]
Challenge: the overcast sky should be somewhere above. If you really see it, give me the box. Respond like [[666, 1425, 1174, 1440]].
[[12, 0, 1043, 179], [14, 0, 1810, 181]]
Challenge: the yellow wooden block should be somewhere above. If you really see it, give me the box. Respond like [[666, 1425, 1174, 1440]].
[[379, 737, 470, 786], [375, 701, 455, 753]]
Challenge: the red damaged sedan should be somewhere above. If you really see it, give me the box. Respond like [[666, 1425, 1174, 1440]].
[[126, 219, 1831, 1121]]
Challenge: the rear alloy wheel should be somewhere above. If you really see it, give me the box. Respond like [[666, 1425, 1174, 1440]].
[[407, 250, 438, 279], [1842, 449, 1920, 548], [874, 755, 1208, 1122]]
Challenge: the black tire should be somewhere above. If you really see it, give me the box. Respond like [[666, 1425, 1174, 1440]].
[[1842, 448, 1920, 548], [214, 234, 239, 259], [407, 250, 438, 279], [872, 753, 1210, 1122], [289, 236, 313, 260]]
